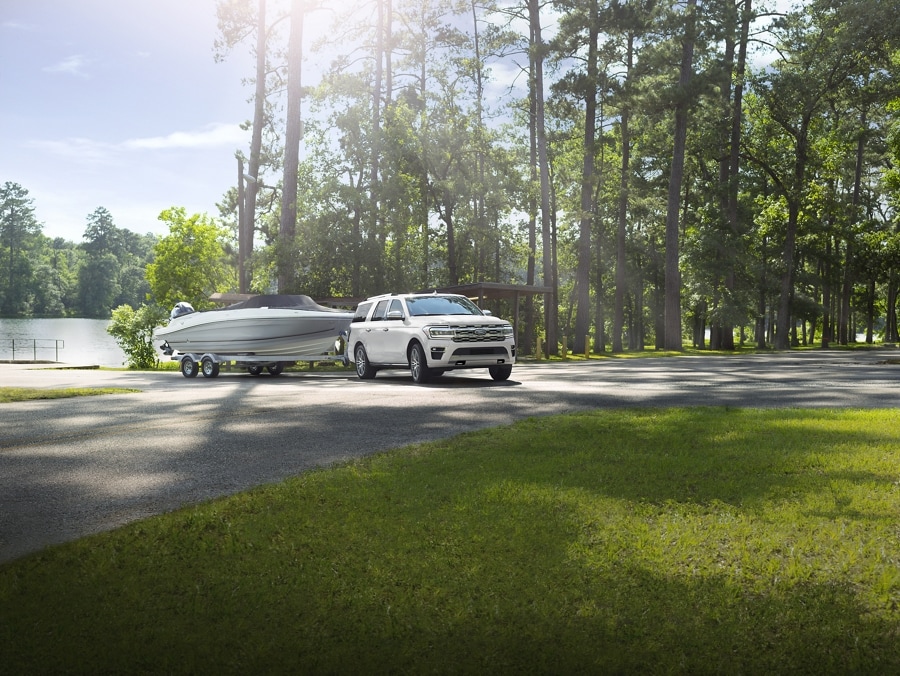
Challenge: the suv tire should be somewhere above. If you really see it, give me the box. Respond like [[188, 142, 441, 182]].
[[409, 342, 431, 384], [354, 344, 377, 379], [489, 364, 512, 381]]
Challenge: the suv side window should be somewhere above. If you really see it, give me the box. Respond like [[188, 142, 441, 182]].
[[387, 298, 404, 318], [352, 302, 372, 322], [371, 299, 390, 321]]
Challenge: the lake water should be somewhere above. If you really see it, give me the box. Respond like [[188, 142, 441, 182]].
[[0, 318, 127, 367]]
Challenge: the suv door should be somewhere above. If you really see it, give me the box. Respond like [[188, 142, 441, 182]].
[[363, 299, 391, 362], [378, 298, 409, 364]]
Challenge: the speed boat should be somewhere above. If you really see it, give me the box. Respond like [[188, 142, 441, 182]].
[[155, 294, 353, 357]]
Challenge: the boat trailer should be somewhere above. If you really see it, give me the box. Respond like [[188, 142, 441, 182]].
[[171, 351, 349, 379]]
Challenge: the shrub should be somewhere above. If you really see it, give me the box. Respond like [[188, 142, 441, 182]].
[[107, 303, 168, 369]]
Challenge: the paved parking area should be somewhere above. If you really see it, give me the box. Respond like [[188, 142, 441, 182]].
[[2, 350, 899, 562]]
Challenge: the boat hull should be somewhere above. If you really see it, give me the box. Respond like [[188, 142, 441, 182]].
[[155, 308, 353, 357]]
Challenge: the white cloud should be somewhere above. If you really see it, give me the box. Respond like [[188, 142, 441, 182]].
[[43, 54, 92, 77], [26, 123, 248, 163], [26, 137, 116, 163], [121, 123, 247, 151]]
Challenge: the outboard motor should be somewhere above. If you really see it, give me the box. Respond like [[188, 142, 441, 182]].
[[170, 301, 195, 320]]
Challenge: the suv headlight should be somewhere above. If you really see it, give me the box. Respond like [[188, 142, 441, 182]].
[[426, 325, 454, 339], [501, 324, 514, 338]]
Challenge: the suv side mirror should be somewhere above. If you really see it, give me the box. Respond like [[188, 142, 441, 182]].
[[482, 309, 492, 316], [386, 310, 405, 320]]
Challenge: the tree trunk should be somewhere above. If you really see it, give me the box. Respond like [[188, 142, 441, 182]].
[[613, 33, 634, 354], [839, 239, 852, 344], [443, 199, 457, 286], [370, 0, 385, 292], [594, 250, 605, 353], [887, 275, 899, 342], [471, 0, 488, 291], [237, 156, 248, 293], [775, 116, 810, 350], [756, 234, 768, 349], [663, 0, 696, 351], [716, 0, 751, 350], [821, 236, 832, 348], [240, 0, 268, 294], [529, 0, 556, 355], [775, 199, 799, 350], [278, 0, 304, 292], [417, 45, 430, 288], [839, 108, 868, 344], [523, 89, 537, 356], [866, 278, 875, 343], [574, 0, 598, 355]]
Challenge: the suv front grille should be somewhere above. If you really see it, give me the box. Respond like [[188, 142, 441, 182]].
[[450, 325, 507, 343]]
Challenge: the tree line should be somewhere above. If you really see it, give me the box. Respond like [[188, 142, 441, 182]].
[[0, 184, 156, 318], [0, 187, 234, 320], [4, 0, 900, 357]]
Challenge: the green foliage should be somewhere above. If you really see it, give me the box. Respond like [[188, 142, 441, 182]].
[[145, 207, 235, 310], [0, 182, 42, 316], [0, 189, 157, 318], [79, 252, 121, 318], [3, 408, 900, 672], [106, 303, 168, 369]]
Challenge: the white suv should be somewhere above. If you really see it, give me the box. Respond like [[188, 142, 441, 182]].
[[347, 293, 516, 383]]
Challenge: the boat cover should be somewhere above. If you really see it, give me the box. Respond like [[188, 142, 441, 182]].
[[222, 294, 346, 313]]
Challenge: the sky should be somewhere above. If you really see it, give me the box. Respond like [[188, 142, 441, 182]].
[[0, 0, 255, 242]]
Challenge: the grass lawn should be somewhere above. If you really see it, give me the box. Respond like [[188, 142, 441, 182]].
[[2, 408, 900, 673], [0, 387, 139, 403]]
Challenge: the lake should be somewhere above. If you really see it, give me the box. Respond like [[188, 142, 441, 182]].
[[0, 318, 127, 367]]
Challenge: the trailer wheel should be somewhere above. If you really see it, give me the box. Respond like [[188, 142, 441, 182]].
[[201, 357, 220, 378], [267, 362, 285, 376], [180, 356, 199, 378], [247, 365, 263, 376]]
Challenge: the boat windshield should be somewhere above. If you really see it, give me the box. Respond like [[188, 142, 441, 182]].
[[407, 296, 483, 317]]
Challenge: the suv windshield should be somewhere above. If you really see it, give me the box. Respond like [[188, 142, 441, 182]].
[[406, 296, 483, 317]]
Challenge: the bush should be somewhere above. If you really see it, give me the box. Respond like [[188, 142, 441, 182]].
[[107, 303, 168, 369]]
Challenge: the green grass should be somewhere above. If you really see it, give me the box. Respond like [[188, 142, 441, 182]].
[[531, 340, 889, 362], [2, 408, 900, 673], [0, 387, 140, 403]]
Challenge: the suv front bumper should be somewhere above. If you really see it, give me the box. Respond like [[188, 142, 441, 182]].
[[428, 343, 516, 368]]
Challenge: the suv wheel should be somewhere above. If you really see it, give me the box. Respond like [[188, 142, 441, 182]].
[[354, 344, 377, 379], [409, 342, 431, 384], [489, 364, 512, 382]]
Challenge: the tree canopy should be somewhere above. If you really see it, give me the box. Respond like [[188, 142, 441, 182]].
[[145, 207, 236, 311]]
